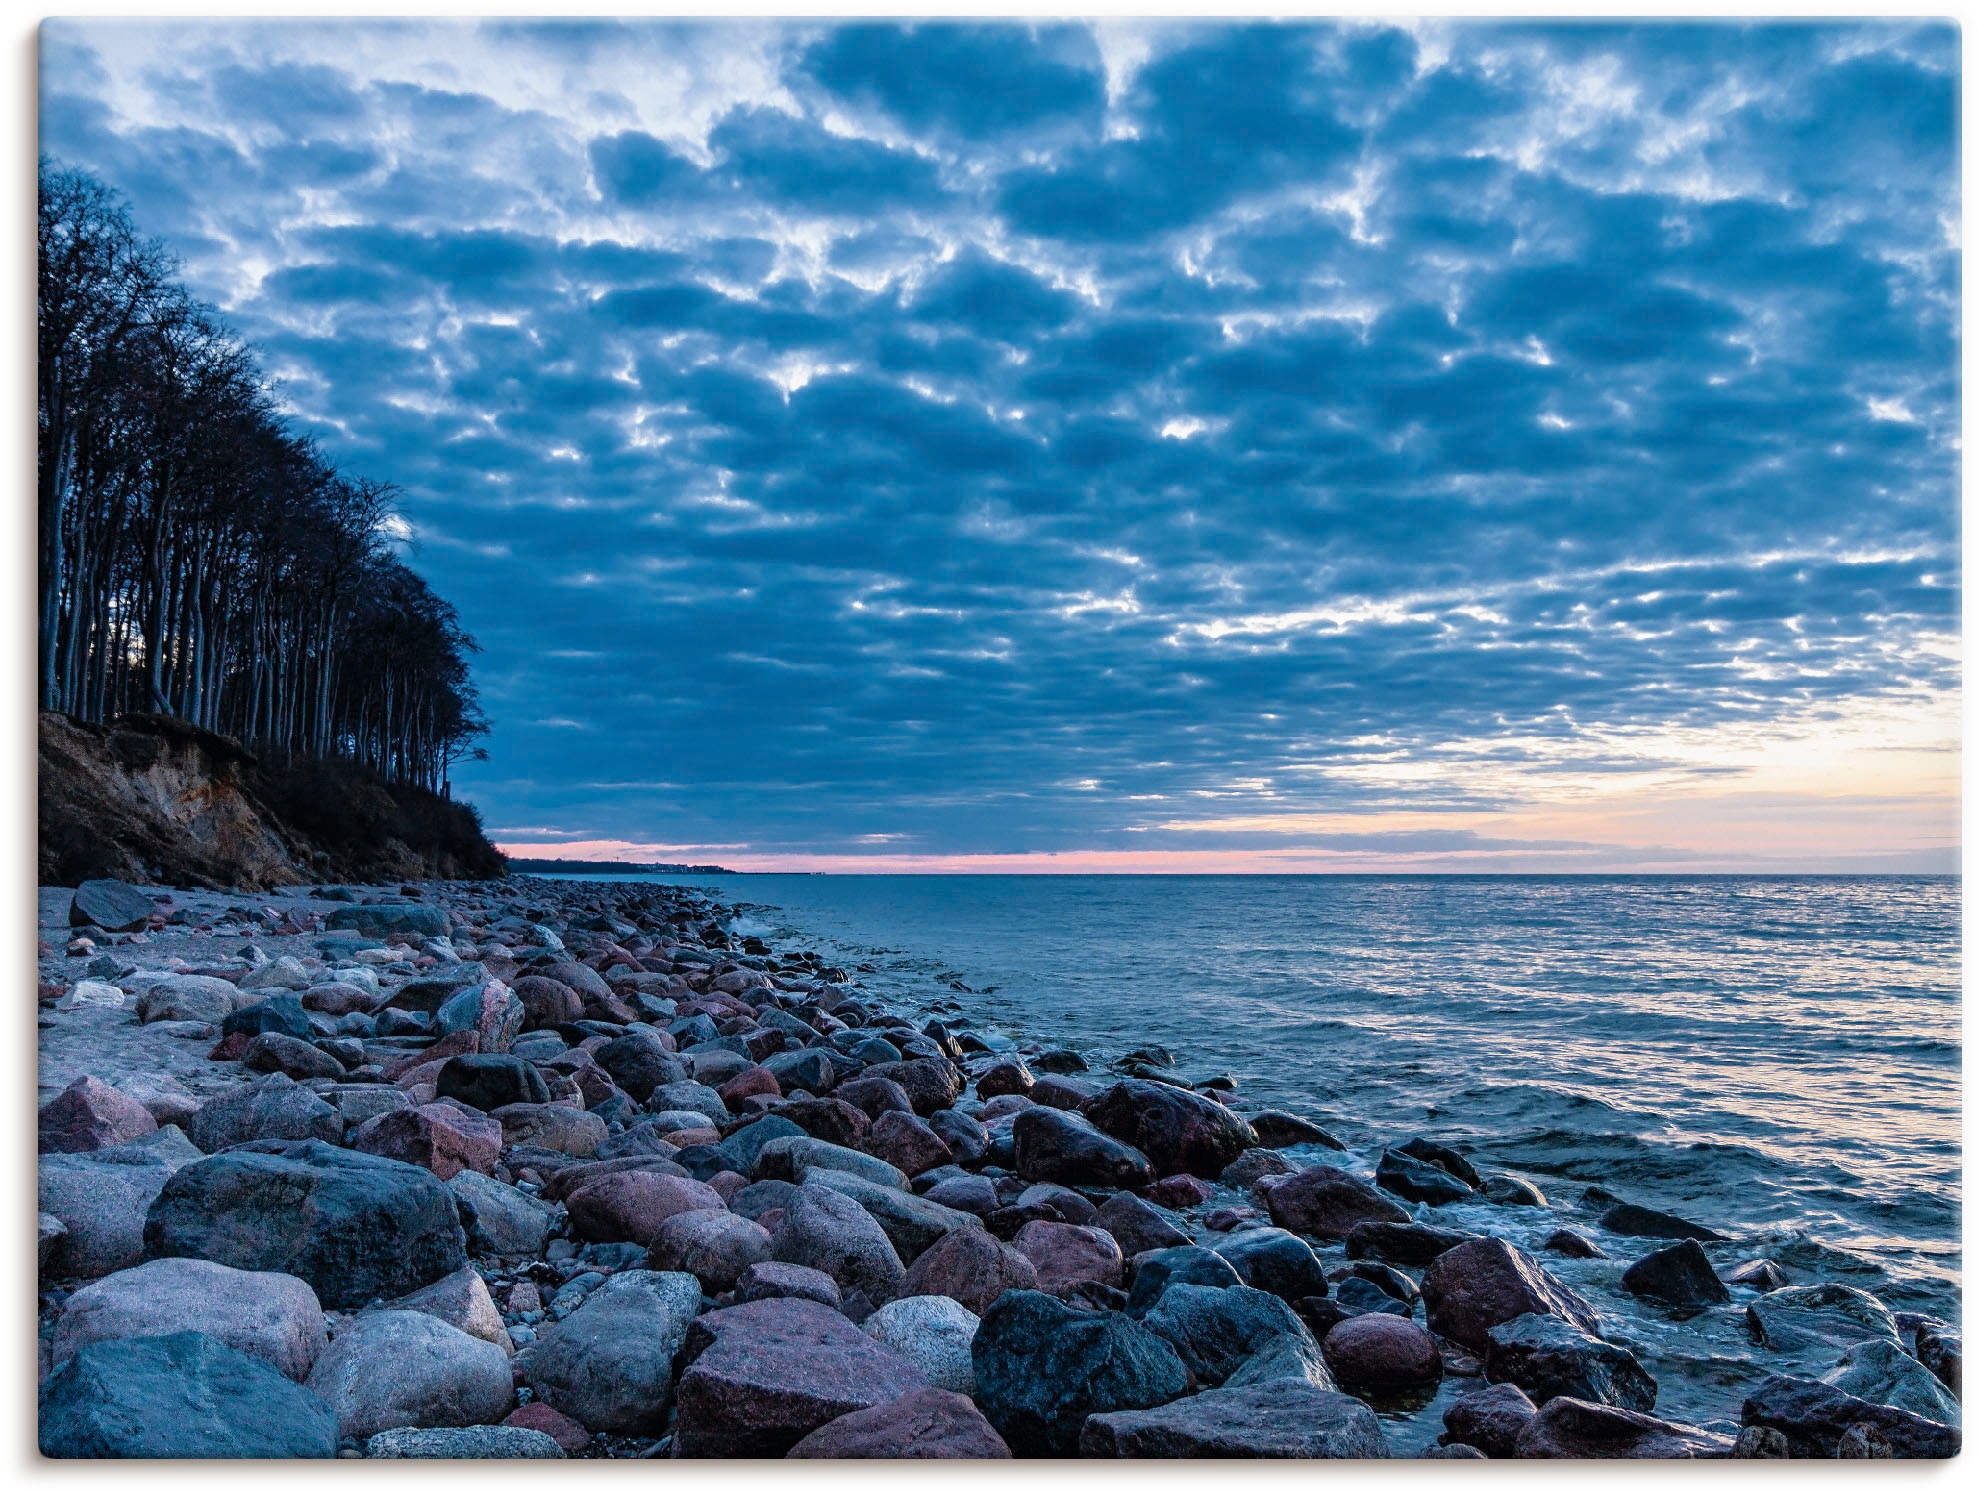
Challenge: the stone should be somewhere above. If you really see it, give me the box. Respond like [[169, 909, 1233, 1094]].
[[52, 1257, 327, 1380], [1514, 1396, 1733, 1458], [671, 1295, 930, 1456], [1144, 1173, 1213, 1208], [867, 1108, 954, 1178], [1398, 1136, 1483, 1187], [39, 1332, 339, 1458], [859, 1057, 963, 1116], [522, 1269, 701, 1433], [592, 1031, 689, 1102], [928, 1107, 990, 1165], [188, 1071, 343, 1153], [762, 1045, 839, 1095], [1440, 1381, 1537, 1457], [1017, 1180, 1097, 1223], [434, 980, 523, 1054], [39, 1075, 158, 1154], [716, 1113, 806, 1175], [502, 1402, 590, 1452], [1420, 1236, 1602, 1353], [1597, 1201, 1726, 1242], [1144, 1283, 1329, 1389], [223, 991, 316, 1039], [56, 979, 126, 1010], [1726, 1257, 1788, 1291], [326, 902, 449, 938], [1012, 1105, 1155, 1190], [448, 1169, 556, 1256], [1124, 1244, 1244, 1316], [777, 1095, 870, 1147], [646, 1207, 773, 1291], [1085, 1078, 1258, 1179], [1729, 1425, 1791, 1457], [837, 1073, 916, 1119], [803, 1167, 983, 1263], [734, 1260, 843, 1309], [718, 1064, 781, 1108], [1214, 1227, 1329, 1302], [1336, 1275, 1412, 1316], [976, 1058, 1034, 1100], [490, 1102, 607, 1157], [787, 1387, 1010, 1458], [772, 1178, 907, 1303], [511, 974, 585, 1030], [436, 1054, 549, 1110], [242, 1031, 346, 1080], [863, 1294, 980, 1395], [1249, 1110, 1344, 1149], [565, 1169, 726, 1246], [1080, 1378, 1387, 1458], [754, 1133, 908, 1189], [38, 1135, 197, 1278], [365, 1425, 564, 1457], [1013, 1219, 1124, 1297], [652, 1078, 731, 1123], [300, 981, 381, 1017], [900, 1224, 1040, 1316], [1421, 1442, 1490, 1458], [1542, 1228, 1607, 1259], [1745, 1283, 1901, 1356], [1484, 1312, 1657, 1410], [70, 877, 157, 930], [1915, 1321, 1961, 1399], [1265, 1165, 1410, 1239], [142, 1139, 468, 1307], [923, 1173, 1000, 1215], [385, 1265, 513, 1354], [1346, 1219, 1477, 1266], [1095, 1190, 1190, 1257], [1741, 1372, 1961, 1458], [1483, 1174, 1548, 1206], [351, 1101, 502, 1180], [1373, 1147, 1476, 1206], [1620, 1238, 1732, 1310], [137, 975, 245, 1025], [306, 1309, 512, 1440], [1820, 1339, 1961, 1425], [971, 1289, 1189, 1456], [39, 1212, 67, 1272], [1323, 1311, 1444, 1394]]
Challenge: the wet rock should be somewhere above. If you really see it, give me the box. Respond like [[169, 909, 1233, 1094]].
[[384, 1265, 512, 1354], [1514, 1396, 1733, 1458], [754, 1133, 908, 1190], [447, 1169, 556, 1256], [1914, 1321, 1961, 1399], [1094, 1190, 1190, 1257], [1598, 1201, 1726, 1242], [1220, 1147, 1297, 1190], [366, 1425, 563, 1458], [863, 1057, 965, 1116], [646, 1208, 773, 1291], [1397, 1136, 1482, 1187], [863, 1294, 980, 1395], [1741, 1372, 1960, 1458], [1441, 1381, 1537, 1457], [1729, 1424, 1791, 1458], [1541, 1227, 1606, 1259], [1144, 1173, 1213, 1208], [1323, 1312, 1443, 1394], [53, 1257, 327, 1380], [1012, 1106, 1155, 1190], [1144, 1282, 1328, 1388], [489, 1102, 606, 1157], [1726, 1257, 1789, 1291], [803, 1168, 982, 1263], [787, 1386, 1011, 1458], [142, 1139, 467, 1307], [672, 1295, 930, 1456], [771, 1177, 907, 1303], [1265, 1165, 1410, 1239], [1013, 1219, 1124, 1297], [1745, 1283, 1901, 1355], [1084, 1078, 1258, 1179], [350, 1101, 502, 1180], [1484, 1312, 1657, 1410], [1346, 1219, 1476, 1267], [1249, 1110, 1345, 1150], [1483, 1173, 1548, 1206], [971, 1288, 1189, 1456], [1621, 1238, 1732, 1311], [976, 1059, 1035, 1100], [39, 1332, 339, 1458], [1420, 1236, 1601, 1353], [1837, 1422, 1896, 1457], [305, 1309, 512, 1441], [1214, 1226, 1329, 1302], [836, 1074, 915, 1120], [435, 1054, 549, 1110], [71, 878, 157, 932], [39, 1075, 159, 1153], [734, 1259, 843, 1309], [1081, 1378, 1386, 1458], [1335, 1275, 1412, 1316], [565, 1170, 726, 1247], [1029, 1074, 1101, 1110], [1377, 1147, 1478, 1205], [899, 1224, 1040, 1316], [522, 1270, 701, 1433], [1820, 1339, 1961, 1425], [1421, 1441, 1489, 1458], [1125, 1244, 1244, 1315]]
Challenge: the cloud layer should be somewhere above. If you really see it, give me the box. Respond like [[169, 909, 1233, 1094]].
[[40, 19, 1960, 869]]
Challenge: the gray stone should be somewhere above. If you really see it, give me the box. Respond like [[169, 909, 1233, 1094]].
[[772, 1178, 907, 1303], [754, 1133, 908, 1189], [519, 1269, 701, 1433], [383, 1265, 514, 1354], [1485, 1311, 1657, 1410], [1144, 1282, 1331, 1389], [365, 1425, 565, 1458], [1821, 1339, 1961, 1426], [448, 1169, 556, 1256], [863, 1294, 980, 1396], [137, 975, 246, 1025], [803, 1166, 983, 1263], [306, 1309, 513, 1441], [53, 1257, 327, 1380], [1080, 1378, 1388, 1458], [38, 1131, 200, 1278], [645, 1208, 773, 1291], [1746, 1283, 1901, 1356], [70, 878, 157, 932], [188, 1071, 343, 1153], [327, 903, 450, 938]]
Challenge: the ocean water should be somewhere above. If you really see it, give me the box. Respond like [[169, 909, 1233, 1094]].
[[602, 873, 1962, 1441]]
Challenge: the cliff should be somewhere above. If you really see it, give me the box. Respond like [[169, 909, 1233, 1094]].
[[37, 711, 507, 890]]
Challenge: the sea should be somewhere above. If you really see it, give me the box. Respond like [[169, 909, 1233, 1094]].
[[571, 873, 1962, 1445]]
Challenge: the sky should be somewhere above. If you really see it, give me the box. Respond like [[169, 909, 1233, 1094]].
[[38, 17, 1961, 873]]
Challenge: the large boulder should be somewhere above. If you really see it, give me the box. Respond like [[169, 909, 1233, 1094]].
[[1214, 1227, 1329, 1302], [511, 975, 584, 1031], [520, 1270, 702, 1433], [1142, 1283, 1330, 1389], [69, 877, 155, 931], [645, 1208, 773, 1291], [1620, 1239, 1732, 1310], [38, 1130, 202, 1278], [1820, 1339, 1962, 1426], [1346, 1220, 1477, 1266], [1420, 1237, 1601, 1352], [137, 975, 246, 1026], [1084, 1079, 1257, 1179], [305, 1310, 512, 1441], [436, 1054, 549, 1111], [188, 1072, 342, 1153], [326, 902, 449, 938], [1094, 1191, 1190, 1257], [1012, 1219, 1124, 1298], [801, 1167, 982, 1263], [754, 1134, 908, 1190], [39, 1332, 339, 1458], [862, 1295, 980, 1396], [350, 1101, 502, 1180], [593, 1032, 689, 1103], [1011, 1106, 1155, 1190], [39, 1076, 159, 1154], [52, 1257, 327, 1381], [1264, 1165, 1410, 1239], [489, 1103, 607, 1157], [866, 1109, 954, 1178], [858, 1057, 962, 1116], [221, 992, 316, 1040], [1598, 1201, 1726, 1242], [563, 1170, 725, 1247], [383, 1265, 514, 1354], [1513, 1396, 1733, 1458], [1440, 1381, 1537, 1457], [1322, 1312, 1444, 1395], [448, 1169, 556, 1256], [1484, 1312, 1657, 1410], [1080, 1379, 1387, 1458], [771, 1179, 907, 1304], [971, 1289, 1189, 1456], [900, 1223, 1040, 1316], [1375, 1147, 1478, 1205], [1123, 1244, 1243, 1316], [671, 1296, 930, 1456], [241, 1032, 346, 1081], [1740, 1372, 1961, 1459], [787, 1387, 1010, 1459], [433, 981, 523, 1054], [142, 1140, 468, 1307], [1745, 1283, 1901, 1356]]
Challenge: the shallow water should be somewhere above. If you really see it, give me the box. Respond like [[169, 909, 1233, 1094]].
[[602, 873, 1961, 1442]]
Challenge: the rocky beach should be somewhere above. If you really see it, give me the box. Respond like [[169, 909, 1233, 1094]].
[[36, 874, 1963, 1460]]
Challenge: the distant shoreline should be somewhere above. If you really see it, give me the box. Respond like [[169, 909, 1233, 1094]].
[[506, 858, 744, 876]]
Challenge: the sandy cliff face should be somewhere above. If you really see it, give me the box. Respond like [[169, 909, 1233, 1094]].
[[37, 712, 505, 889]]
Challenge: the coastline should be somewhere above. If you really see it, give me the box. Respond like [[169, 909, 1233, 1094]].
[[36, 874, 1963, 1459]]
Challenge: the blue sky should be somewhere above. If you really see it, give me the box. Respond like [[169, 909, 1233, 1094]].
[[40, 18, 1960, 871]]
